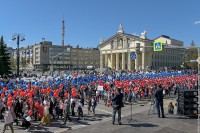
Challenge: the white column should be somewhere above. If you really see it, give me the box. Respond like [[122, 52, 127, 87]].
[[100, 53, 103, 70], [135, 53, 139, 70], [122, 52, 125, 70], [127, 52, 131, 70], [116, 53, 119, 71], [142, 48, 146, 70], [105, 53, 108, 68], [111, 53, 113, 68]]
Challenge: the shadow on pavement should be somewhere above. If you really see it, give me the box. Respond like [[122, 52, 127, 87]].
[[128, 123, 159, 127]]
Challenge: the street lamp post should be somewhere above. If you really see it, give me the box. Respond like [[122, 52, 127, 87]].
[[12, 34, 25, 77]]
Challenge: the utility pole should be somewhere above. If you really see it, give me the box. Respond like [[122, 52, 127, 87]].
[[62, 19, 65, 46], [12, 34, 25, 77]]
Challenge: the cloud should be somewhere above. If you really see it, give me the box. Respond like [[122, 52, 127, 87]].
[[194, 21, 200, 24]]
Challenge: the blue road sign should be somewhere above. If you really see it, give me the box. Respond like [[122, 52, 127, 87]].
[[130, 53, 136, 60]]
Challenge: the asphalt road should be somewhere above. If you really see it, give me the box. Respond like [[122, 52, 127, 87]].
[[1, 98, 195, 133]]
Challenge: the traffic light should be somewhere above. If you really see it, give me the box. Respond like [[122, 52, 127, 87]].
[[178, 89, 198, 116]]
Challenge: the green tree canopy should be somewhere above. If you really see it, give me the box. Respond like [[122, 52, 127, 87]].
[[0, 36, 11, 75], [184, 48, 198, 69]]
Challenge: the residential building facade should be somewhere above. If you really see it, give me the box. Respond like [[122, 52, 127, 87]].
[[49, 45, 72, 69], [12, 45, 34, 70], [71, 47, 100, 69], [32, 41, 52, 69], [152, 35, 184, 69]]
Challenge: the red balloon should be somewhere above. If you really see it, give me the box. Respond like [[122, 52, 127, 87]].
[[81, 85, 85, 90], [28, 84, 31, 88], [64, 93, 68, 98], [30, 89, 34, 94], [7, 101, 12, 106], [47, 87, 51, 93], [27, 89, 31, 93], [43, 89, 47, 93], [8, 97, 13, 101], [35, 102, 39, 108], [72, 88, 76, 91], [28, 110, 33, 116], [34, 87, 38, 91], [27, 93, 32, 98], [3, 87, 7, 92], [28, 100, 33, 105], [1, 93, 5, 98], [13, 92, 18, 97], [20, 92, 23, 97], [60, 84, 63, 88], [72, 92, 77, 97], [54, 92, 58, 97], [56, 89, 60, 93], [18, 89, 22, 93], [8, 94, 12, 98], [13, 91, 17, 95], [23, 92, 26, 97]]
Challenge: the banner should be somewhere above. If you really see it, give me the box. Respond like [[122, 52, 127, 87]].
[[97, 85, 104, 91]]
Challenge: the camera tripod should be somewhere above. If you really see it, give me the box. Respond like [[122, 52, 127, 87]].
[[148, 97, 156, 115], [127, 100, 137, 123]]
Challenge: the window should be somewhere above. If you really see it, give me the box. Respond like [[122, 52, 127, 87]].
[[111, 41, 114, 49]]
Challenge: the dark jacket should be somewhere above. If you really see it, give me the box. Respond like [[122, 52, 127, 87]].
[[154, 87, 163, 101], [112, 93, 124, 108]]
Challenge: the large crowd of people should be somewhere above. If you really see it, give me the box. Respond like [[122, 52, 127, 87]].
[[0, 69, 198, 132]]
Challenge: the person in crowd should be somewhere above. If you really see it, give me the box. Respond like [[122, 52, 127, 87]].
[[154, 84, 165, 118], [87, 97, 92, 115], [111, 88, 123, 125], [59, 99, 64, 119], [9, 106, 18, 126], [77, 99, 83, 120], [91, 97, 97, 116], [22, 115, 31, 132], [2, 106, 14, 133], [38, 101, 44, 120], [39, 102, 50, 126], [80, 96, 84, 107], [49, 97, 55, 119], [71, 97, 76, 116], [0, 99, 5, 120], [62, 99, 72, 124], [168, 102, 174, 114]]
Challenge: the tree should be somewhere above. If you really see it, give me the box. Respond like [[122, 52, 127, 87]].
[[0, 36, 11, 75], [10, 57, 17, 71], [184, 48, 198, 69], [20, 57, 27, 70]]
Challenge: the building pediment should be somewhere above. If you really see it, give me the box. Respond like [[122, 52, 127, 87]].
[[99, 32, 153, 51]]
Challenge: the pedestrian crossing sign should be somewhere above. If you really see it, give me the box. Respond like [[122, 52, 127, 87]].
[[154, 42, 163, 52]]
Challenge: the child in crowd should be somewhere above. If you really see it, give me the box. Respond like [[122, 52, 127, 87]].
[[168, 102, 174, 114], [77, 100, 83, 120]]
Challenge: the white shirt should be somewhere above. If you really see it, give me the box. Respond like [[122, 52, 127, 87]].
[[77, 102, 83, 108], [3, 111, 13, 124], [44, 106, 49, 115]]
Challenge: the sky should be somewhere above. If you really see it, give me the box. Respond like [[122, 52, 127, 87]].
[[0, 0, 200, 48]]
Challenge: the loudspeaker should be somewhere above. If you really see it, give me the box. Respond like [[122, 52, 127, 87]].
[[178, 89, 198, 116]]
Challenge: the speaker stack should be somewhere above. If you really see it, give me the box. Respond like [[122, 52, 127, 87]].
[[178, 89, 198, 116]]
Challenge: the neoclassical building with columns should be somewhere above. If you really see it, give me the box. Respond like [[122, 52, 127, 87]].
[[99, 24, 185, 71], [99, 24, 154, 71]]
